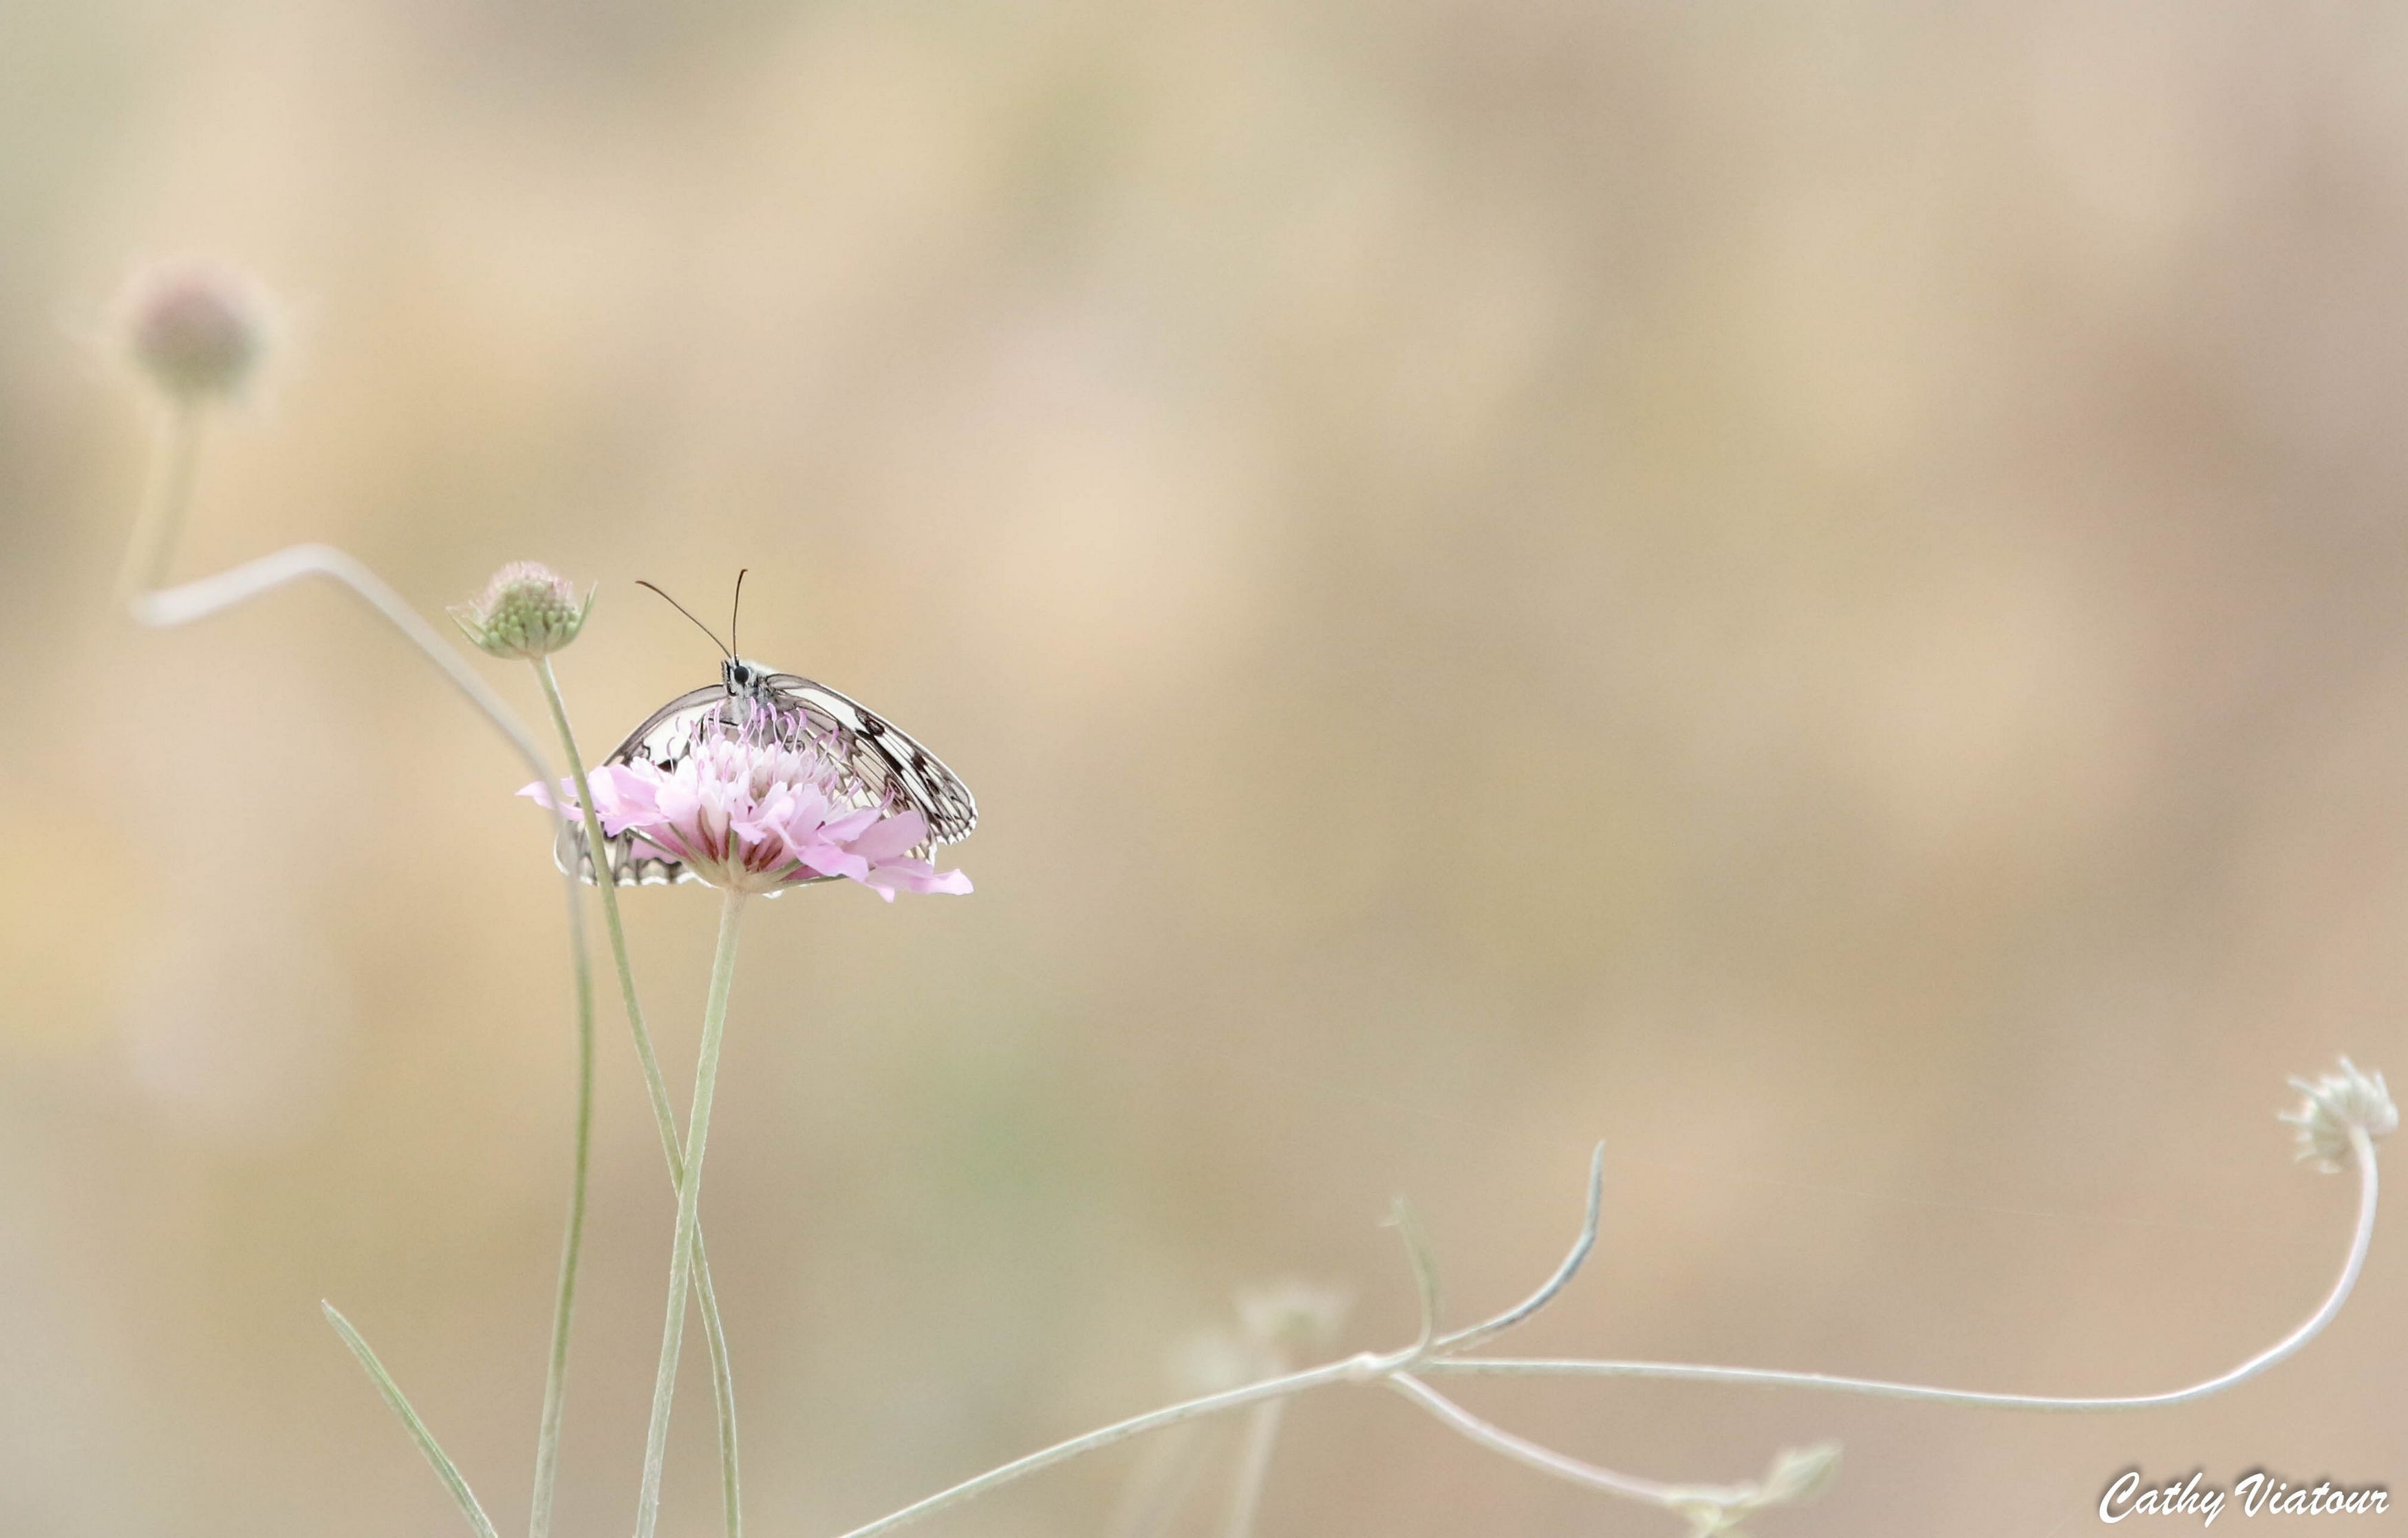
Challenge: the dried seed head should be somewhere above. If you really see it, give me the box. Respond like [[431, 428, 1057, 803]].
[[453, 562, 593, 660], [2280, 1057, 2398, 1173], [1674, 1443, 1842, 1536], [1754, 1442, 1842, 1506], [122, 260, 270, 400]]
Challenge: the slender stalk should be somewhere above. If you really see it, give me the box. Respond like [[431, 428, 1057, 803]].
[[526, 806, 597, 1538], [835, 1358, 1366, 1538], [1385, 1374, 1684, 1505], [830, 1150, 1616, 1538], [1219, 1400, 1287, 1538], [323, 1303, 503, 1538], [1384, 1199, 1439, 1365], [1426, 1125, 2381, 1413], [131, 547, 570, 832], [122, 451, 601, 1536], [636, 890, 747, 1538], [533, 656, 744, 1538], [1428, 1144, 1603, 1358], [114, 400, 200, 604], [831, 1131, 2383, 1538], [699, 1254, 742, 1538]]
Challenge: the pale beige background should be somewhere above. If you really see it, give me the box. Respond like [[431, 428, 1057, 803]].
[[1, 2, 2403, 1535]]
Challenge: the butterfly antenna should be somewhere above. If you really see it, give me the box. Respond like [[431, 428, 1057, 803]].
[[729, 568, 749, 658], [636, 580, 731, 658]]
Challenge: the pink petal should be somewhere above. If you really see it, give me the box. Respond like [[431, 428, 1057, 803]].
[[795, 842, 872, 882], [819, 807, 882, 843], [519, 779, 579, 811], [863, 859, 974, 897], [848, 809, 930, 862]]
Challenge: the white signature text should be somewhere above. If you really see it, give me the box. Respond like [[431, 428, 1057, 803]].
[[2101, 1471, 2389, 1526]]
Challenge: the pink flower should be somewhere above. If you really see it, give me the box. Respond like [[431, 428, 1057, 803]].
[[120, 259, 272, 399], [522, 712, 972, 901]]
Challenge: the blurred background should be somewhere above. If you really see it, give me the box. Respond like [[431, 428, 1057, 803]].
[[3, 1, 2405, 1532]]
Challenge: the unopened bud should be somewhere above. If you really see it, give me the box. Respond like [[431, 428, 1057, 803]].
[[452, 562, 594, 659]]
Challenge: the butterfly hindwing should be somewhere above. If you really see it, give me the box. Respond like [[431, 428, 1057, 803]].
[[551, 685, 724, 888]]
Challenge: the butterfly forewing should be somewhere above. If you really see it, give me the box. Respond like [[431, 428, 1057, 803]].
[[764, 674, 979, 845]]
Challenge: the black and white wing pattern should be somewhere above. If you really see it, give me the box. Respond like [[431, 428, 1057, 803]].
[[762, 674, 978, 844], [557, 685, 727, 888], [552, 674, 976, 888]]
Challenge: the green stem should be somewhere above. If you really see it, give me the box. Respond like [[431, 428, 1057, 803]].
[[116, 413, 601, 1538], [534, 657, 743, 1538], [324, 1303, 502, 1538], [525, 679, 599, 1538], [115, 400, 200, 606], [635, 890, 746, 1538]]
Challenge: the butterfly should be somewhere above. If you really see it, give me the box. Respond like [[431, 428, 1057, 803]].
[[568, 573, 977, 888]]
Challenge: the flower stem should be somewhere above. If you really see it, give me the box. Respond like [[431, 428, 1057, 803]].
[[1426, 1124, 2383, 1411], [636, 890, 746, 1538], [830, 1129, 2383, 1538], [524, 691, 599, 1538], [534, 656, 743, 1538], [323, 1303, 502, 1538], [114, 399, 200, 605], [118, 430, 605, 1535]]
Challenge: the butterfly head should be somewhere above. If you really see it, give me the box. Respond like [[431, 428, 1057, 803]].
[[722, 656, 771, 698]]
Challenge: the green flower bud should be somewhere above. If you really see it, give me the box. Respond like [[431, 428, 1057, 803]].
[[452, 562, 594, 659]]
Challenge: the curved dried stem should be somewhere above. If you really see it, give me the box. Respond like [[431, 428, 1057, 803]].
[[1428, 1126, 2379, 1414], [831, 1116, 2381, 1538], [828, 1144, 1628, 1538], [1385, 1374, 1689, 1506], [832, 1358, 1364, 1538], [1383, 1198, 1442, 1367], [1432, 1142, 1604, 1356]]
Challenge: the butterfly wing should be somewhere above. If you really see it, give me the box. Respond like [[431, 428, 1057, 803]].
[[764, 674, 978, 844], [552, 685, 728, 888], [608, 684, 732, 767], [552, 672, 976, 887]]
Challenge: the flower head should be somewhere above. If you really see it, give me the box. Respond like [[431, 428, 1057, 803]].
[[453, 562, 593, 659], [2280, 1057, 2398, 1173], [524, 705, 971, 901], [120, 259, 271, 400]]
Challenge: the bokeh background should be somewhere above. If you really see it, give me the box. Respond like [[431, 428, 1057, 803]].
[[3, 1, 2406, 1533]]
